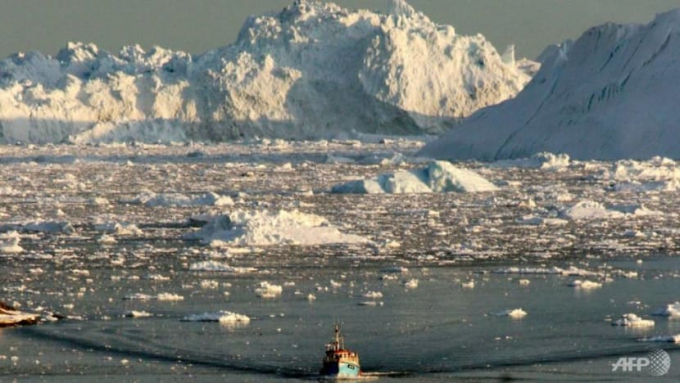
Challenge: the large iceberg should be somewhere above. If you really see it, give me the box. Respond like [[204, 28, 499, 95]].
[[0, 0, 532, 144], [420, 9, 680, 161]]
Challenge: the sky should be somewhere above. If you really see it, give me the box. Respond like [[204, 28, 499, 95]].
[[0, 0, 678, 60]]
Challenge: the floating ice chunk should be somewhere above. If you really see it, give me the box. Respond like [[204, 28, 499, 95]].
[[122, 192, 233, 207], [123, 293, 184, 301], [200, 280, 219, 289], [123, 311, 152, 318], [186, 210, 370, 246], [181, 311, 250, 326], [97, 234, 117, 245], [307, 294, 316, 301], [4, 221, 76, 234], [518, 279, 531, 286], [189, 261, 256, 273], [363, 291, 383, 299], [560, 201, 625, 220], [358, 301, 384, 307], [0, 237, 23, 254], [561, 201, 662, 220], [0, 302, 40, 326], [568, 280, 602, 289], [652, 303, 680, 318], [94, 222, 143, 236], [491, 153, 570, 170], [156, 293, 184, 301], [403, 279, 419, 289], [516, 216, 568, 226], [331, 161, 497, 194], [495, 309, 527, 319], [461, 281, 475, 289], [612, 313, 654, 327], [255, 282, 283, 299]]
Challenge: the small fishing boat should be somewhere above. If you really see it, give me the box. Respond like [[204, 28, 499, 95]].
[[320, 323, 361, 378]]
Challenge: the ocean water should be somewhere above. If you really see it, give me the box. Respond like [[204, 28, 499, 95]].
[[2, 142, 680, 381]]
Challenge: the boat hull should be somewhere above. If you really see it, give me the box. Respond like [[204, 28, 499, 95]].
[[321, 361, 361, 378]]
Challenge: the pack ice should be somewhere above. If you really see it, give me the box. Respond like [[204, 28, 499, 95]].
[[420, 9, 680, 160], [331, 160, 497, 194], [0, 0, 531, 144]]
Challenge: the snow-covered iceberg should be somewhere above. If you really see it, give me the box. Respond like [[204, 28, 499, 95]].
[[420, 9, 680, 160], [0, 0, 532, 144], [185, 210, 370, 246], [331, 161, 497, 194]]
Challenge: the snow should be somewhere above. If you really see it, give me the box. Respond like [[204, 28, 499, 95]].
[[0, 1, 532, 144], [185, 210, 370, 246], [181, 311, 250, 326], [419, 9, 680, 161], [612, 313, 654, 327], [331, 161, 497, 194]]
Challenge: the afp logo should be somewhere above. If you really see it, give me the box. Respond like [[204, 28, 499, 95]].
[[612, 349, 671, 377]]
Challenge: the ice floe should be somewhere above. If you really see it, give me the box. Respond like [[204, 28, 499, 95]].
[[123, 293, 184, 301], [491, 153, 571, 170], [186, 210, 370, 247], [560, 201, 661, 220], [123, 311, 153, 318], [495, 309, 527, 319], [189, 261, 256, 273], [181, 311, 250, 326], [612, 313, 654, 327], [255, 282, 283, 299], [568, 280, 602, 290], [122, 192, 234, 207], [652, 303, 680, 318], [332, 161, 497, 194], [0, 236, 23, 254], [0, 302, 40, 327]]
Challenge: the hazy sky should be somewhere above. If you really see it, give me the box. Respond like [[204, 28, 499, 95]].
[[1, 0, 678, 60]]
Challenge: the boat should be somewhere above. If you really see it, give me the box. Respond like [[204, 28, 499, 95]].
[[320, 323, 361, 378]]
